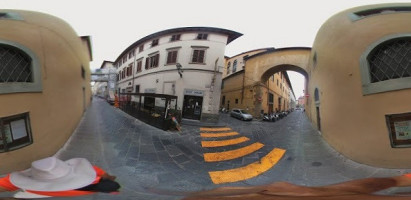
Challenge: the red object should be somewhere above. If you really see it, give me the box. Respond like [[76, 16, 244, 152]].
[[0, 166, 115, 197]]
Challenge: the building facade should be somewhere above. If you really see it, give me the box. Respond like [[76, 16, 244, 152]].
[[305, 3, 411, 167], [0, 10, 92, 173], [92, 61, 116, 102], [113, 27, 242, 122], [221, 48, 295, 116]]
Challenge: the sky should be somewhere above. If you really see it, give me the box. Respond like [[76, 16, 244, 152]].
[[1, 0, 409, 97]]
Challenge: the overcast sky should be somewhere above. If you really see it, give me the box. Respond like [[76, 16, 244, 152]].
[[1, 0, 408, 97]]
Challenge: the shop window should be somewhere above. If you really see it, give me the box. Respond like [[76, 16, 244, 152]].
[[360, 35, 411, 95], [0, 41, 42, 94], [0, 112, 33, 152]]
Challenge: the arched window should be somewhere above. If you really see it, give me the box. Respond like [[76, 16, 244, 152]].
[[360, 35, 411, 95], [0, 44, 32, 83], [0, 41, 42, 94], [232, 60, 237, 73]]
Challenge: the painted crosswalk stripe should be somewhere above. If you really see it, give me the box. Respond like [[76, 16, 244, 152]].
[[200, 127, 231, 132], [203, 142, 263, 162], [200, 131, 239, 138], [201, 137, 250, 148], [208, 148, 286, 184]]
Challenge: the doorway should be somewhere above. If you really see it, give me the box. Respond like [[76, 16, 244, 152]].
[[316, 106, 321, 131], [182, 95, 203, 120]]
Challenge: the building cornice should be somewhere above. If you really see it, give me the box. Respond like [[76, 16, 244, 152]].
[[114, 27, 242, 64]]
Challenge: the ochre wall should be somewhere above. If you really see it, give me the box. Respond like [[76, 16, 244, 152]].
[[0, 10, 91, 173], [309, 3, 411, 167]]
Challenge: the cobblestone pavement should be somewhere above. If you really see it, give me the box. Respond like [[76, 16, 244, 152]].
[[2, 98, 410, 199]]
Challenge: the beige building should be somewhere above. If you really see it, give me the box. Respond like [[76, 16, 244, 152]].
[[305, 3, 411, 168], [0, 10, 92, 173], [221, 48, 295, 116]]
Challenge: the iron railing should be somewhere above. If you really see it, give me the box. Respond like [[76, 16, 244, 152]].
[[118, 93, 180, 130]]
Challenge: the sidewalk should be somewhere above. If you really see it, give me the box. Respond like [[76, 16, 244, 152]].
[[2, 98, 411, 199]]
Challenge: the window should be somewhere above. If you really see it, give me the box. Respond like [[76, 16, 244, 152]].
[[166, 49, 178, 64], [232, 60, 237, 73], [145, 54, 159, 69], [151, 39, 159, 47], [170, 34, 181, 42], [81, 66, 85, 79], [197, 33, 208, 40], [360, 35, 411, 95], [127, 64, 133, 77], [135, 85, 140, 93], [0, 42, 42, 94], [227, 62, 231, 74], [235, 99, 238, 104], [136, 59, 142, 73], [139, 45, 144, 53], [122, 56, 127, 63], [128, 50, 135, 59], [350, 6, 411, 21], [191, 49, 206, 63], [0, 112, 33, 152]]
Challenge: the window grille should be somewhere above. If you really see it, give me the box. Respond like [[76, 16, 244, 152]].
[[368, 38, 411, 83], [0, 44, 32, 83]]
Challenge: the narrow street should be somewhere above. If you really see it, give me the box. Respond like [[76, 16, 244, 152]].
[[2, 98, 407, 200]]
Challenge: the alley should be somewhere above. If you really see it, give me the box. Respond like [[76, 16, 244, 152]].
[[3, 98, 407, 200]]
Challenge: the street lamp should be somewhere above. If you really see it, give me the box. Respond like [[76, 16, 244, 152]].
[[176, 63, 183, 78]]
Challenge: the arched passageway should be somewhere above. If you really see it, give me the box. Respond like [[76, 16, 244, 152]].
[[241, 48, 311, 117]]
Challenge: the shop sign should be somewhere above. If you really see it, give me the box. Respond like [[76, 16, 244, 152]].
[[145, 88, 156, 93], [184, 89, 204, 97]]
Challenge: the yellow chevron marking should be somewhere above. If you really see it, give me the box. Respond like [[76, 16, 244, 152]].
[[201, 137, 250, 148], [204, 142, 263, 162], [200, 127, 231, 132], [200, 131, 239, 138], [208, 148, 286, 184]]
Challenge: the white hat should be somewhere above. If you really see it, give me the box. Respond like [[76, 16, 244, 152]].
[[10, 157, 96, 191]]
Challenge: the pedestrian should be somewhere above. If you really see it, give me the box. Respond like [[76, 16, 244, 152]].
[[0, 157, 120, 199], [183, 173, 411, 199]]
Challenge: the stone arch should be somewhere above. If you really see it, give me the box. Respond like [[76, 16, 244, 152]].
[[243, 47, 311, 116]]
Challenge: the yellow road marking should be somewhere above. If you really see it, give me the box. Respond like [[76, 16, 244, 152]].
[[200, 127, 231, 132], [201, 137, 250, 148], [204, 142, 263, 162], [208, 148, 286, 184], [200, 131, 239, 138]]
